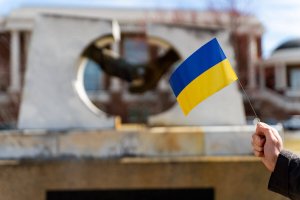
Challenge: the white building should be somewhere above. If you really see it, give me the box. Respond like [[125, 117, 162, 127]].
[[254, 39, 300, 119]]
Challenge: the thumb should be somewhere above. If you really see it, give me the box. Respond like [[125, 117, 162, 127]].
[[255, 122, 273, 140]]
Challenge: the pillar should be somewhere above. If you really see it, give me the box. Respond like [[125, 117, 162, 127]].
[[109, 40, 121, 92], [9, 30, 20, 92], [259, 63, 265, 90], [275, 62, 287, 90], [247, 34, 257, 89], [24, 32, 31, 59]]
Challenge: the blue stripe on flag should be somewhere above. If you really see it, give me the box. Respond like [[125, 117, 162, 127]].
[[169, 38, 227, 97]]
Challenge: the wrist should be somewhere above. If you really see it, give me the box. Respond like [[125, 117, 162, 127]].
[[270, 150, 281, 172]]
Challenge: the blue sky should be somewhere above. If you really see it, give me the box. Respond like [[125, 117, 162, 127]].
[[0, 0, 300, 57]]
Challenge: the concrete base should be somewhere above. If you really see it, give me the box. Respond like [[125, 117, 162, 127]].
[[0, 157, 287, 200], [0, 124, 283, 159], [0, 125, 287, 200]]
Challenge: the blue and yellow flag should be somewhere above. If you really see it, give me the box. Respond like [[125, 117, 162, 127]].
[[169, 38, 238, 115]]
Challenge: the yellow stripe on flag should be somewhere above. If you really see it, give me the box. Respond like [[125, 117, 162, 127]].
[[176, 59, 237, 115]]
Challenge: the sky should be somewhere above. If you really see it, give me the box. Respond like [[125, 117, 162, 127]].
[[0, 0, 300, 58]]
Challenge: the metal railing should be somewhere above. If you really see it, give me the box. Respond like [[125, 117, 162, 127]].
[[251, 88, 300, 112]]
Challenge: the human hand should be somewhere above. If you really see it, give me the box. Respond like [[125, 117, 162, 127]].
[[252, 122, 283, 172]]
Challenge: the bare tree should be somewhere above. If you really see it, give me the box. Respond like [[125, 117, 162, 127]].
[[205, 0, 253, 16], [206, 0, 256, 35], [205, 0, 259, 88]]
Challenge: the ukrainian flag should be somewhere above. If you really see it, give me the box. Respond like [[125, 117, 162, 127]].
[[169, 38, 238, 115]]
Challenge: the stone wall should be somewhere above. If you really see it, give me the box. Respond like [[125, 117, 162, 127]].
[[0, 157, 287, 200], [0, 125, 276, 159]]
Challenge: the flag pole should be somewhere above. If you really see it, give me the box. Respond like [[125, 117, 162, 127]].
[[237, 79, 260, 124]]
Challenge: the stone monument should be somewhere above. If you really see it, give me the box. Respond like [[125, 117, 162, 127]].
[[18, 15, 115, 129], [18, 15, 245, 129], [148, 24, 246, 126]]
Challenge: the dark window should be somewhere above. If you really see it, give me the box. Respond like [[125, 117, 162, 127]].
[[47, 188, 214, 200]]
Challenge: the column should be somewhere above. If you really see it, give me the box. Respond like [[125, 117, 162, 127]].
[[110, 77, 121, 92], [259, 63, 265, 90], [247, 34, 257, 89], [282, 63, 287, 89], [24, 32, 31, 59], [275, 62, 287, 90], [109, 40, 121, 92], [9, 30, 20, 92]]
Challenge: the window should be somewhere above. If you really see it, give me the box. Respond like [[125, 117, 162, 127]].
[[47, 188, 214, 200]]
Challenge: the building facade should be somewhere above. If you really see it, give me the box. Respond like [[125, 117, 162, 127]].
[[252, 39, 300, 121]]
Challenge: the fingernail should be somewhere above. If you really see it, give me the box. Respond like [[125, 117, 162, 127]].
[[253, 118, 260, 125]]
